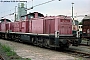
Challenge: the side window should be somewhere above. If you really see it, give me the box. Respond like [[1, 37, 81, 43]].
[[30, 15, 34, 18], [28, 15, 34, 19], [28, 15, 31, 19], [21, 16, 26, 20]]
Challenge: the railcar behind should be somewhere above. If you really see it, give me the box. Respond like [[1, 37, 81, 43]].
[[82, 15, 90, 45], [82, 15, 90, 39]]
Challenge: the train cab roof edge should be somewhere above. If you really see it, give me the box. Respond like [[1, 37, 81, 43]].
[[21, 12, 44, 17], [0, 19, 11, 23]]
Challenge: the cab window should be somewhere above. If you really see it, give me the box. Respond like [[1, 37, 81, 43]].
[[21, 16, 26, 20]]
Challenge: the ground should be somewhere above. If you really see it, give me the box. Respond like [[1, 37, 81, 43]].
[[0, 39, 78, 60], [0, 43, 31, 60], [0, 46, 10, 60]]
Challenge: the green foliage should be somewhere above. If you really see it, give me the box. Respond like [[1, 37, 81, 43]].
[[2, 45, 11, 52], [6, 51, 16, 56], [1, 44, 16, 56], [78, 57, 83, 60], [79, 22, 82, 25], [0, 43, 31, 60], [0, 43, 1, 45]]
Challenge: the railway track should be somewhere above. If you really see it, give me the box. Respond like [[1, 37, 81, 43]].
[[64, 48, 90, 59], [80, 43, 90, 46], [0, 55, 4, 60], [0, 39, 90, 60]]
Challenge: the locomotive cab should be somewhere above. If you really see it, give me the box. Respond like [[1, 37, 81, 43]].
[[21, 12, 44, 20]]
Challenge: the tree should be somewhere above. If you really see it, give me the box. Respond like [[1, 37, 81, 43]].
[[79, 21, 82, 25]]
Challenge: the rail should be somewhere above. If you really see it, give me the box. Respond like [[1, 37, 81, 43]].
[[0, 55, 4, 60], [65, 49, 90, 58]]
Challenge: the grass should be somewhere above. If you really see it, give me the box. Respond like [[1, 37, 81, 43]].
[[78, 57, 83, 60], [1, 44, 16, 56], [0, 42, 31, 60]]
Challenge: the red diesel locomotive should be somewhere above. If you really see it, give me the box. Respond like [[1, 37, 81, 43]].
[[0, 12, 81, 48]]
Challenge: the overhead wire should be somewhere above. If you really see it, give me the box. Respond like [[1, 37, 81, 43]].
[[4, 0, 87, 20], [27, 0, 56, 10], [0, 0, 28, 18], [0, 0, 57, 19]]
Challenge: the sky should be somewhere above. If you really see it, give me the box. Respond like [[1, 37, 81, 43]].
[[0, 0, 90, 22]]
